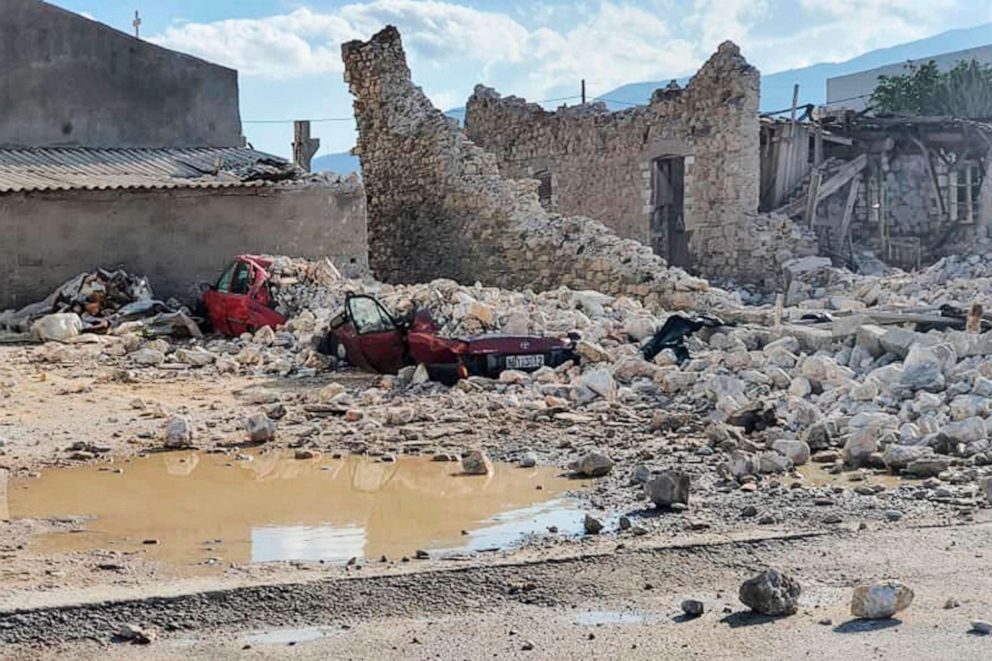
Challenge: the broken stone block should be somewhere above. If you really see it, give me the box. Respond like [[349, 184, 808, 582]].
[[572, 369, 616, 403], [942, 417, 987, 444], [881, 445, 933, 472], [575, 340, 611, 363], [131, 347, 165, 366], [571, 451, 614, 477], [904, 456, 950, 478], [583, 513, 604, 535], [855, 324, 887, 358], [644, 470, 690, 507], [174, 346, 216, 367], [843, 429, 877, 467], [771, 439, 810, 466], [739, 568, 801, 616], [164, 415, 193, 449], [850, 581, 914, 619], [461, 449, 492, 475], [243, 413, 277, 442], [31, 313, 82, 342], [879, 328, 926, 359]]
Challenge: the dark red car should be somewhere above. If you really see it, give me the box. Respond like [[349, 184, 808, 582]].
[[324, 293, 578, 383], [201, 255, 286, 336]]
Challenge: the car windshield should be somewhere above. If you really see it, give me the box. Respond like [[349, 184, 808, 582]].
[[215, 263, 237, 293], [349, 297, 395, 334]]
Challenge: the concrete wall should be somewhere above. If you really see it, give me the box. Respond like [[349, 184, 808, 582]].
[[0, 0, 243, 148], [827, 44, 992, 111], [0, 183, 367, 309]]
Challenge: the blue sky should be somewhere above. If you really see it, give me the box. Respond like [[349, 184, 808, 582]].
[[51, 1, 992, 158]]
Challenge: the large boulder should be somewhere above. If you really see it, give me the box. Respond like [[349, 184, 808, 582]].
[[461, 449, 493, 476], [244, 413, 277, 442], [881, 445, 933, 472], [571, 451, 614, 477], [739, 569, 801, 616], [771, 439, 810, 466], [644, 470, 690, 507], [904, 456, 950, 478], [850, 581, 914, 619], [572, 369, 616, 403], [897, 344, 952, 394], [843, 429, 878, 467], [164, 415, 194, 449], [942, 417, 987, 444]]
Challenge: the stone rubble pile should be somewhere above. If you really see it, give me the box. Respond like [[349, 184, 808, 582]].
[[19, 248, 992, 524], [0, 268, 200, 341], [782, 251, 992, 312]]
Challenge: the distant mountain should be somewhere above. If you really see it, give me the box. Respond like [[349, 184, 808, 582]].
[[601, 21, 992, 112], [313, 109, 463, 176], [311, 151, 361, 177], [314, 22, 992, 175]]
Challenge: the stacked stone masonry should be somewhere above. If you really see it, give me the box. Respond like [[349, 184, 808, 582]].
[[463, 44, 815, 284], [341, 26, 740, 310], [343, 26, 814, 302]]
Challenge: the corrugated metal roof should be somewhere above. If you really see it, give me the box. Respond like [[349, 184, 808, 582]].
[[0, 147, 294, 193]]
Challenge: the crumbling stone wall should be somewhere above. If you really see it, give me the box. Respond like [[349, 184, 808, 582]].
[[342, 26, 734, 310], [463, 44, 778, 281]]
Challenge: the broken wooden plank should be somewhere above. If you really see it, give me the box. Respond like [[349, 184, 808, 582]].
[[815, 153, 868, 201], [907, 133, 946, 218], [837, 179, 861, 254], [803, 170, 823, 226]]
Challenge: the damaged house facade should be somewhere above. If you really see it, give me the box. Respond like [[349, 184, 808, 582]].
[[0, 0, 367, 310], [463, 45, 817, 284], [771, 113, 992, 272]]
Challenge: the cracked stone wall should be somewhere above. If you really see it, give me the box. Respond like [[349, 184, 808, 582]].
[[463, 45, 816, 285], [342, 26, 734, 310]]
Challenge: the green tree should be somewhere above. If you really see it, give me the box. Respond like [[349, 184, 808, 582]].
[[870, 59, 992, 118]]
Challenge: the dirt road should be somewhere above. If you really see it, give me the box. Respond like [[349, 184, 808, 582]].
[[4, 523, 992, 659]]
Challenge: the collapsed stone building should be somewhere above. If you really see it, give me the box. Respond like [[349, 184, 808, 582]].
[[342, 26, 815, 306], [769, 113, 992, 271], [457, 32, 992, 287], [461, 45, 825, 287]]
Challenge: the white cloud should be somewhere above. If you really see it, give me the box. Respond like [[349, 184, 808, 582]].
[[150, 0, 992, 103], [150, 0, 705, 99]]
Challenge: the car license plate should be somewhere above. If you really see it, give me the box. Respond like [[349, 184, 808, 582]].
[[506, 354, 544, 369]]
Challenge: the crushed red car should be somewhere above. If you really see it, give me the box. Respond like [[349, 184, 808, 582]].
[[322, 293, 578, 383], [200, 255, 286, 336]]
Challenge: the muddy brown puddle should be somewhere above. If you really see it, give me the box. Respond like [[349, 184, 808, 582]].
[[7, 451, 587, 569]]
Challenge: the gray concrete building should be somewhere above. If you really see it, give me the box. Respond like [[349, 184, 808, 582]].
[[0, 0, 243, 149], [0, 1, 368, 310], [827, 43, 992, 111], [0, 148, 367, 309]]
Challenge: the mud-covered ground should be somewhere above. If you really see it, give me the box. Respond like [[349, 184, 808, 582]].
[[1, 342, 989, 659]]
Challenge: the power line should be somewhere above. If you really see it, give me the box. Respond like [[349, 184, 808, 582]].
[[242, 94, 587, 124], [591, 96, 641, 107], [243, 117, 355, 124]]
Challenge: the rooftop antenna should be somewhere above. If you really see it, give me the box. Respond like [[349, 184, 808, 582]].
[[132, 10, 141, 38]]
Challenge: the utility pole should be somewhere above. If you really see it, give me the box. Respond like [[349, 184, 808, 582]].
[[581, 79, 586, 105], [292, 120, 320, 173], [132, 10, 141, 38]]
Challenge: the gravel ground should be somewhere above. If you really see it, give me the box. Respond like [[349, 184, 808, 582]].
[[5, 523, 992, 659]]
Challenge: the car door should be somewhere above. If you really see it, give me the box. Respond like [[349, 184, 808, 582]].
[[202, 261, 239, 335], [222, 260, 255, 336], [346, 295, 407, 373], [245, 266, 286, 330]]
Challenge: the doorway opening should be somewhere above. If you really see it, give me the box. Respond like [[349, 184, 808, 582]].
[[650, 156, 690, 269]]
